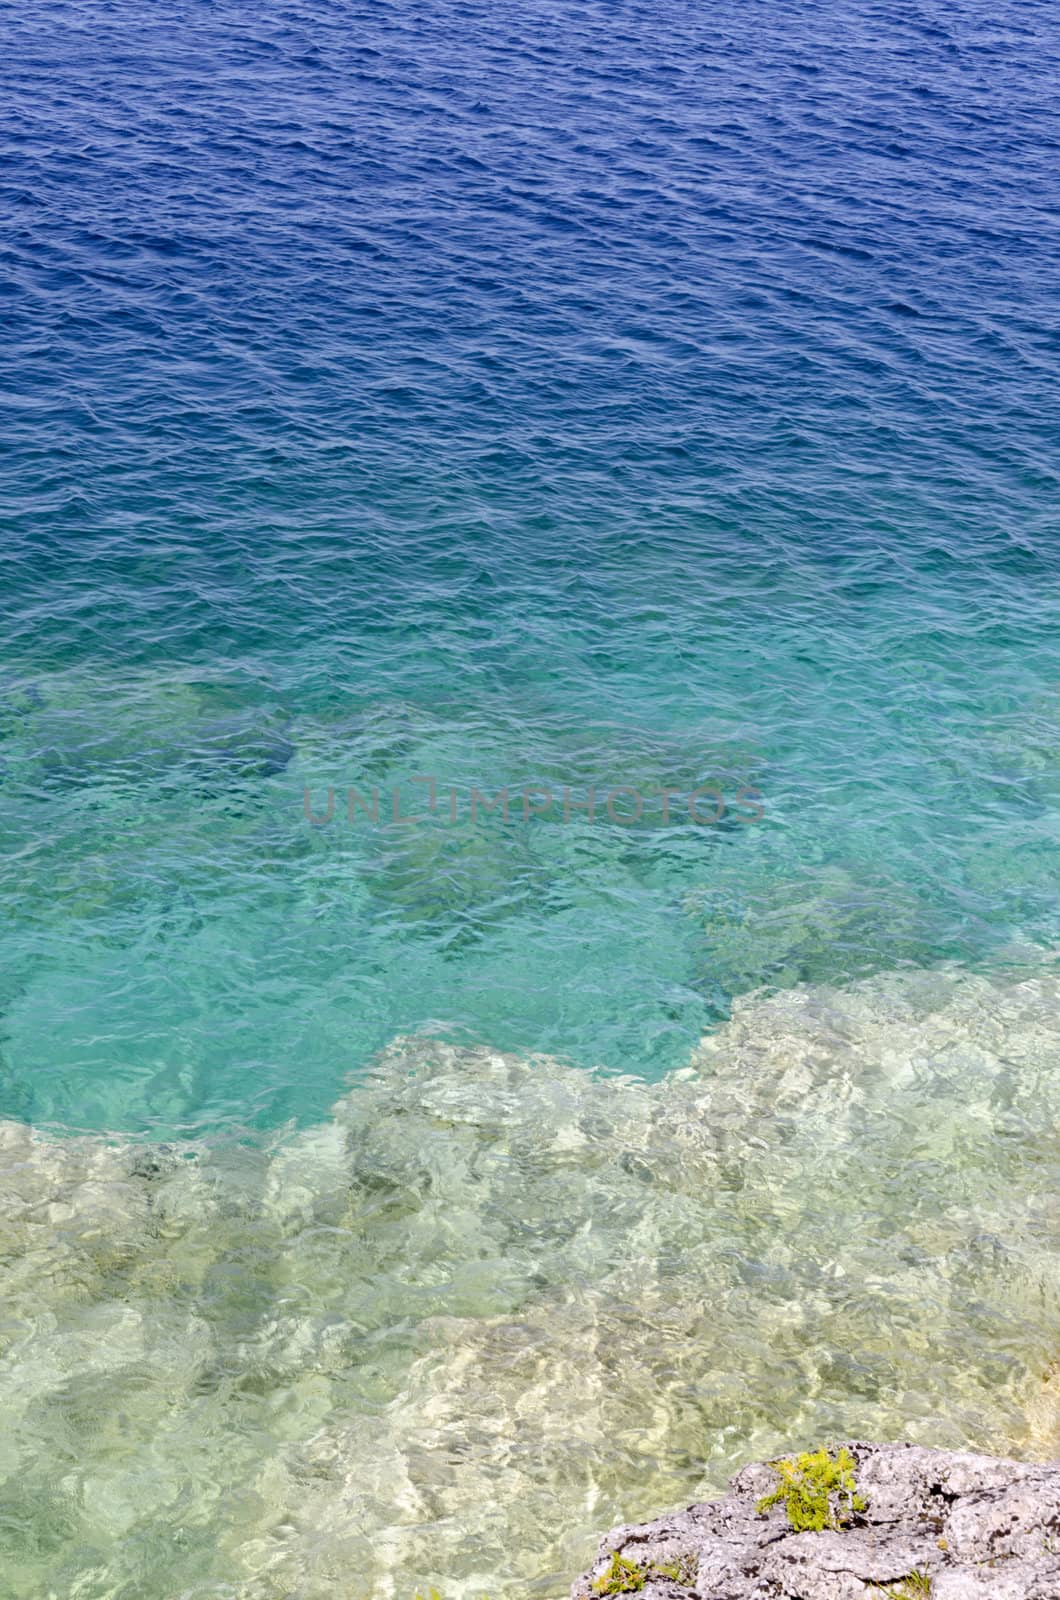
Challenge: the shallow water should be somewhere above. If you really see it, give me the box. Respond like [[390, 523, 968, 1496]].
[[3, 964, 1060, 1597], [2, 0, 1060, 1593]]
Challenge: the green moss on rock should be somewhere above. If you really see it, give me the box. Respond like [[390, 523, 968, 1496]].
[[756, 1445, 867, 1532]]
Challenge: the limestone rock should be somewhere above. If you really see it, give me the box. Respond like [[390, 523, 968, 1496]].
[[571, 1441, 1060, 1599]]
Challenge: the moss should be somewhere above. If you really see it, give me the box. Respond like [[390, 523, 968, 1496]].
[[652, 1553, 698, 1585], [870, 1574, 932, 1598], [755, 1445, 867, 1533], [592, 1550, 699, 1593], [593, 1552, 647, 1594]]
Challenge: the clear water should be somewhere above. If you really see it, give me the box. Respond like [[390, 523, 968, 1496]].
[[1, 0, 1060, 1593]]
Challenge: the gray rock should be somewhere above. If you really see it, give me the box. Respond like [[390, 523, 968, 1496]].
[[571, 1442, 1060, 1599]]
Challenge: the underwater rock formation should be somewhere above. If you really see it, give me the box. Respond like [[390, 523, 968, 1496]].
[[1, 962, 1059, 1596]]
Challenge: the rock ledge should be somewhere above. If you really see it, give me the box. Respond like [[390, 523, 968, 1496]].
[[571, 1442, 1060, 1598]]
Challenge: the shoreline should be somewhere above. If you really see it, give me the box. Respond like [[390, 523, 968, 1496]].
[[571, 1441, 1060, 1599]]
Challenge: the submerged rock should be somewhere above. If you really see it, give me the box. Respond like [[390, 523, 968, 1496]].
[[572, 1441, 1060, 1599], [2, 961, 1060, 1596]]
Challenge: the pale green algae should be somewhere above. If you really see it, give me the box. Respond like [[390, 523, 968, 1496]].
[[1, 961, 1060, 1597]]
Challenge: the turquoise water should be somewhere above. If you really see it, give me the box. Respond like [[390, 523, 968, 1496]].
[[3, 0, 1060, 1131], [2, 0, 1060, 1593]]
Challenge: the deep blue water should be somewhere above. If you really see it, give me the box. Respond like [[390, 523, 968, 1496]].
[[2, 0, 1059, 1135]]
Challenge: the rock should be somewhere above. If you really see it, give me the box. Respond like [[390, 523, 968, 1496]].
[[571, 1441, 1060, 1599]]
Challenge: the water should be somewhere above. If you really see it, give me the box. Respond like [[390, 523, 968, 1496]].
[[1, 0, 1059, 1593]]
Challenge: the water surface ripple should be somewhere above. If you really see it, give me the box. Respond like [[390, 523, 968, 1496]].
[[1, 1, 1060, 1593]]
